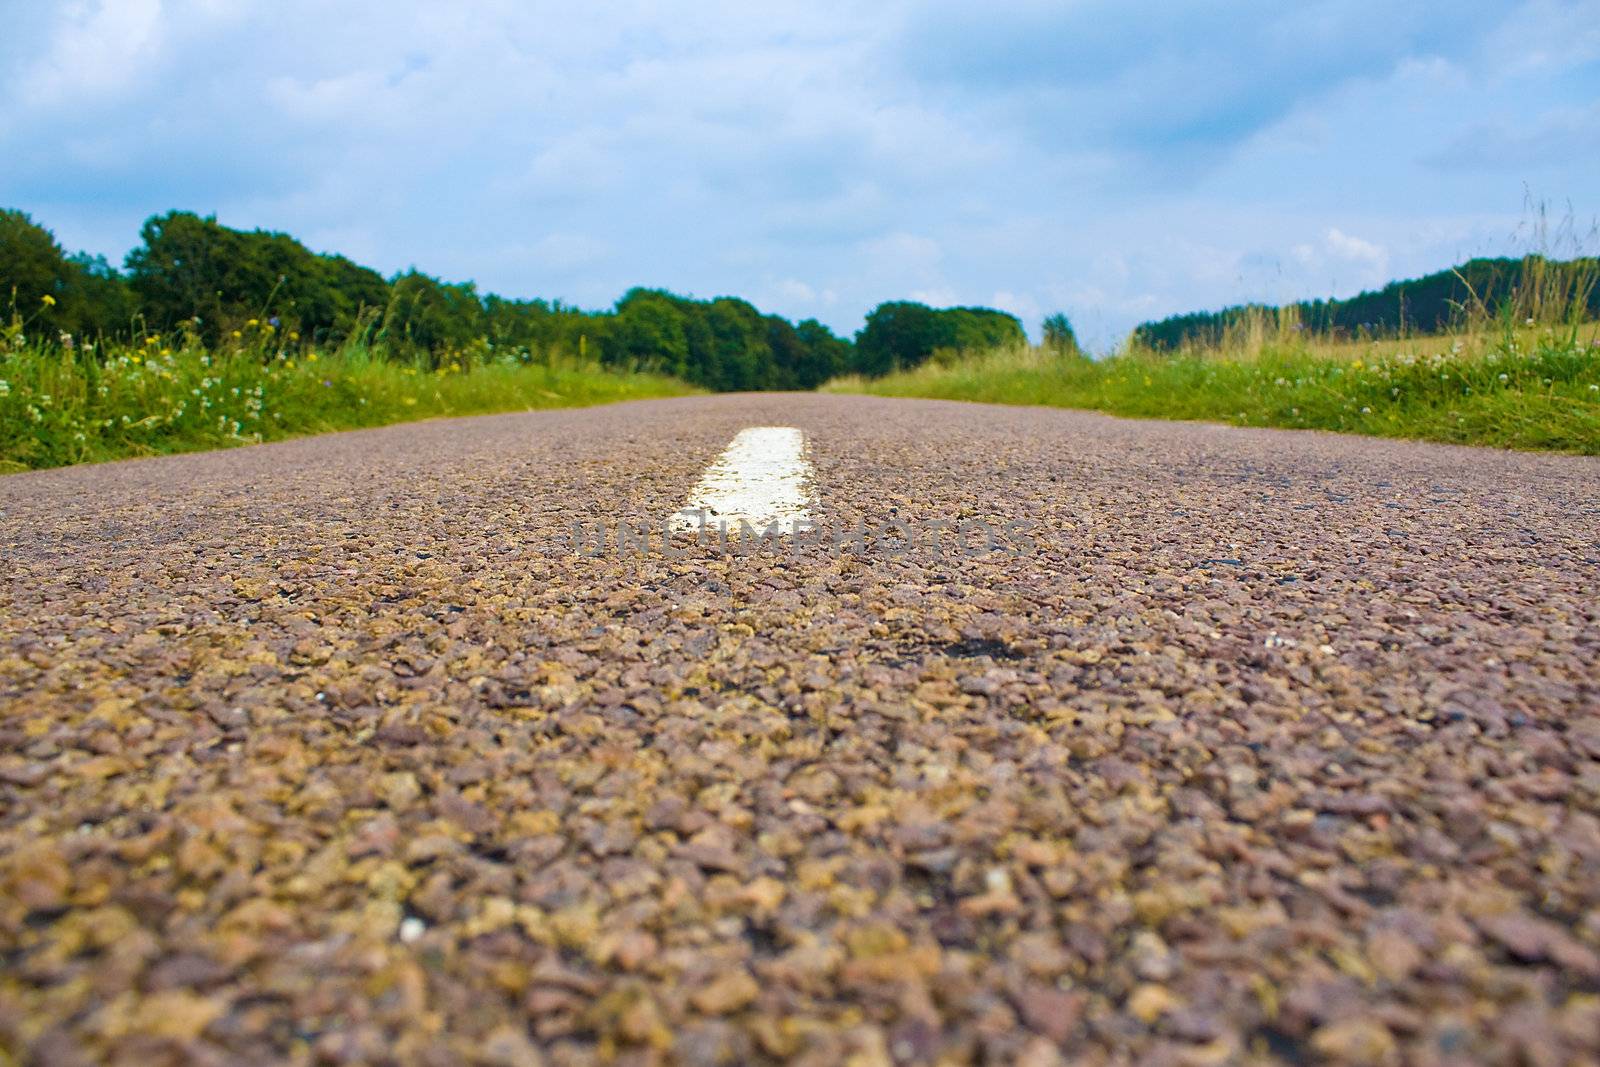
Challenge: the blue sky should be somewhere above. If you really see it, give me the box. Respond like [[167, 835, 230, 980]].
[[2, 1, 1596, 349]]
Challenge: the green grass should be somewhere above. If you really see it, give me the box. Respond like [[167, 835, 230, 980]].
[[824, 329, 1600, 454], [0, 338, 698, 472]]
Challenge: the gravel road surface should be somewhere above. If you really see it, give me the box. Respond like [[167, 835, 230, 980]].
[[2, 394, 1598, 1066]]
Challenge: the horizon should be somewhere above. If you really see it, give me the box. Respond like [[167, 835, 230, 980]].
[[3, 1, 1597, 350]]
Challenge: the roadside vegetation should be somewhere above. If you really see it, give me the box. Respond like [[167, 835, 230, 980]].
[[826, 319, 1600, 454], [1135, 255, 1600, 350], [0, 324, 695, 472], [7, 202, 1600, 466], [829, 240, 1600, 454], [0, 207, 1020, 396], [1, 206, 1028, 470], [1138, 203, 1600, 350]]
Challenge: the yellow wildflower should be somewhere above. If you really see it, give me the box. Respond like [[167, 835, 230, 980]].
[[231, 330, 242, 340], [41, 294, 56, 307], [289, 331, 300, 342], [145, 336, 159, 346], [247, 319, 259, 328], [1352, 360, 1364, 370], [129, 354, 142, 364], [306, 352, 318, 362]]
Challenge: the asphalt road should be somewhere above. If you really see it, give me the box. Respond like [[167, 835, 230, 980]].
[[2, 394, 1598, 1066]]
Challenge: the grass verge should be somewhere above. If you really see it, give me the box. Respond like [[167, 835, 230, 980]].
[[0, 341, 698, 472], [824, 328, 1600, 454]]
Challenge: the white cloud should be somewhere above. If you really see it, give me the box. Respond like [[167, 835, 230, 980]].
[[0, 0, 1591, 352], [1326, 228, 1388, 272], [18, 0, 166, 107], [862, 233, 943, 269], [990, 290, 1041, 327], [774, 279, 817, 303]]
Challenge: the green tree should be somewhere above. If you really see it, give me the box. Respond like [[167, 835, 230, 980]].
[[855, 301, 940, 375], [704, 297, 768, 391], [126, 212, 248, 342], [10, 205, 893, 391], [1133, 255, 1600, 349], [0, 210, 138, 341], [604, 289, 690, 377], [944, 307, 1026, 352], [795, 319, 854, 384], [764, 316, 806, 390], [855, 301, 1023, 375], [1042, 312, 1080, 354], [127, 211, 393, 345], [68, 253, 135, 338], [1, 209, 80, 337], [379, 271, 484, 362], [314, 254, 390, 343]]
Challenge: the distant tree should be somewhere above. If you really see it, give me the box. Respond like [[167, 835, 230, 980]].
[[67, 252, 136, 338], [764, 316, 807, 391], [795, 319, 854, 383], [855, 301, 941, 375], [380, 271, 484, 361], [483, 295, 602, 362], [944, 307, 1025, 352], [127, 211, 394, 345], [682, 306, 719, 385], [604, 289, 842, 391], [8, 205, 916, 393], [1, 209, 80, 336], [604, 289, 690, 377], [126, 212, 247, 342], [855, 301, 1024, 375], [0, 209, 137, 341], [1133, 255, 1600, 349], [1041, 312, 1080, 354], [704, 297, 768, 391], [314, 254, 389, 342]]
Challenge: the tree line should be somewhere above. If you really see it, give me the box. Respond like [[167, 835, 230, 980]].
[[2, 208, 1052, 390], [1134, 256, 1600, 350]]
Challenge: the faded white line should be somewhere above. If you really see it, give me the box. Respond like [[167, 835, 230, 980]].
[[673, 426, 812, 533]]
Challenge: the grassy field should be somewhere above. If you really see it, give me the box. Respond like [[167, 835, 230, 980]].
[[0, 335, 698, 472], [824, 325, 1600, 454]]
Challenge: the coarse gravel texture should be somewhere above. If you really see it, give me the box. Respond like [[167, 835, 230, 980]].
[[1, 393, 1598, 1067]]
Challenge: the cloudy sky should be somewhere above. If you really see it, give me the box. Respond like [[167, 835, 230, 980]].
[[2, 1, 1596, 348]]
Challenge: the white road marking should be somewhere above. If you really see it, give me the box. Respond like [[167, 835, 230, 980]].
[[674, 426, 812, 533]]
